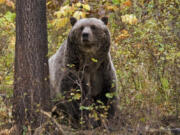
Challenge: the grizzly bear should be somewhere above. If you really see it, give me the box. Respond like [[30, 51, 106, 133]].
[[49, 17, 118, 128]]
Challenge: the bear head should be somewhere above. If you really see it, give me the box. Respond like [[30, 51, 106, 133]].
[[68, 17, 111, 54]]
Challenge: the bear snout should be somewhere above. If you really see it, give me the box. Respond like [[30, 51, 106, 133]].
[[81, 27, 93, 43], [82, 32, 89, 42]]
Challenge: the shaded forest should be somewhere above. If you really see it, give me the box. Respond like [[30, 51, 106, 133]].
[[0, 0, 179, 134]]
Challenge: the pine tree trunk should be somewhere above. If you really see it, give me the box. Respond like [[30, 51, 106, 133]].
[[13, 0, 50, 133]]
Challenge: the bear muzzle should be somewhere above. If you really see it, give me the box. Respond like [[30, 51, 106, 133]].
[[81, 27, 93, 43], [82, 32, 89, 42]]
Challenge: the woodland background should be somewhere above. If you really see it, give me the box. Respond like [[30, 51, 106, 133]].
[[0, 0, 179, 134]]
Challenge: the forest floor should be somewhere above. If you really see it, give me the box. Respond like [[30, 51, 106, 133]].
[[0, 95, 180, 135]]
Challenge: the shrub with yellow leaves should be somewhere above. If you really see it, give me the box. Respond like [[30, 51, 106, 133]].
[[54, 5, 73, 18], [52, 2, 91, 29], [121, 14, 138, 25]]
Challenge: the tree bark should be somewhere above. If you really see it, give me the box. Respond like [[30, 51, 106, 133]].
[[13, 0, 50, 133]]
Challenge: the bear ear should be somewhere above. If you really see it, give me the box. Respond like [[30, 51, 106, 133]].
[[101, 17, 108, 25], [70, 17, 77, 26]]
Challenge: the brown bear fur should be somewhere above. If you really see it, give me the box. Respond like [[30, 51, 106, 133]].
[[49, 17, 118, 128]]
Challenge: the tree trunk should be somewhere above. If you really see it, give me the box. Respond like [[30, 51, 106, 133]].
[[13, 0, 50, 133]]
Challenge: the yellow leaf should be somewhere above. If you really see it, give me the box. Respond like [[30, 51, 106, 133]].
[[121, 14, 138, 25], [76, 2, 82, 7], [54, 11, 62, 18], [61, 5, 71, 13], [0, 0, 5, 4], [73, 93, 81, 100], [83, 4, 90, 11], [55, 5, 74, 18], [106, 5, 118, 11], [92, 111, 99, 121], [73, 11, 86, 19], [55, 18, 68, 29], [91, 58, 98, 63], [46, 1, 52, 6]]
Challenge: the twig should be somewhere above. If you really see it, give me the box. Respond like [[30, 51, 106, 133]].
[[40, 110, 64, 135]]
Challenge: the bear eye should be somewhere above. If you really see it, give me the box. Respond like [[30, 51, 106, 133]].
[[80, 26, 84, 31], [91, 25, 96, 30]]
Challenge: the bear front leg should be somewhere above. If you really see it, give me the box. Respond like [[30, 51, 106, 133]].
[[102, 67, 118, 119], [59, 73, 81, 127]]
